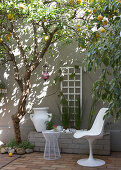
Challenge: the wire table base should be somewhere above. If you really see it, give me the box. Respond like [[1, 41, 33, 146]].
[[42, 130, 61, 160]]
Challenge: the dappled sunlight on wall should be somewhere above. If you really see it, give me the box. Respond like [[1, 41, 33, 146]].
[[25, 41, 82, 111], [0, 127, 15, 143], [0, 18, 86, 141], [0, 65, 20, 124], [0, 98, 5, 107], [0, 41, 83, 122], [37, 82, 50, 103], [0, 140, 4, 146], [0, 130, 3, 135], [4, 72, 9, 80]]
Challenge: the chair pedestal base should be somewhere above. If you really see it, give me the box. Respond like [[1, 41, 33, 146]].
[[77, 158, 105, 167]]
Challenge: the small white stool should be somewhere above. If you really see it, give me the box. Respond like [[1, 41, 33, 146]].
[[42, 130, 61, 160]]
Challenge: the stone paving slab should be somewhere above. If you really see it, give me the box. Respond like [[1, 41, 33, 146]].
[[0, 152, 121, 170], [0, 154, 20, 169]]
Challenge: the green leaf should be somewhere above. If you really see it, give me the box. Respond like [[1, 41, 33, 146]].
[[58, 91, 63, 98], [69, 73, 75, 79], [74, 65, 79, 69], [59, 76, 63, 81], [60, 98, 68, 105], [103, 57, 109, 66], [102, 93, 107, 101], [114, 88, 120, 95]]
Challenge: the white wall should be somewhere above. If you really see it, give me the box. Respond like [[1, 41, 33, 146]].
[[0, 42, 121, 151]]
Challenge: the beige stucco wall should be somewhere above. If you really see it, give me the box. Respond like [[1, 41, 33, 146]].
[[0, 41, 121, 149]]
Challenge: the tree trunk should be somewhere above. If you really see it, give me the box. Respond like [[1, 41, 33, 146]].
[[12, 70, 31, 143], [11, 94, 28, 143], [12, 115, 21, 143]]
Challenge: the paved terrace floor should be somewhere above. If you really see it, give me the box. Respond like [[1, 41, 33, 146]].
[[1, 152, 121, 170]]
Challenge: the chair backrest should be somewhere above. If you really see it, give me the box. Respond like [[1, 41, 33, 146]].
[[90, 108, 108, 135]]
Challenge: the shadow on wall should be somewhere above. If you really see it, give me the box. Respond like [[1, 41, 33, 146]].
[[0, 40, 87, 143]]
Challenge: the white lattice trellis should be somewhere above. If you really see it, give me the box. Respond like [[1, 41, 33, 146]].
[[60, 66, 82, 127]]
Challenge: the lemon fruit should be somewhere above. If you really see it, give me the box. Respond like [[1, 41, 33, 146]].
[[114, 10, 118, 13], [100, 27, 105, 33], [6, 36, 10, 41], [8, 14, 14, 20], [96, 33, 99, 38], [19, 4, 24, 9], [0, 38, 3, 43], [69, 0, 74, 5], [97, 15, 103, 21], [77, 28, 81, 31], [77, 24, 81, 27], [88, 26, 91, 29], [117, 0, 121, 3], [9, 152, 13, 157], [8, 32, 12, 36], [108, 15, 113, 18], [43, 19, 46, 22], [93, 9, 96, 14], [44, 36, 49, 42], [76, 0, 82, 4], [103, 20, 108, 26], [87, 9, 91, 14]]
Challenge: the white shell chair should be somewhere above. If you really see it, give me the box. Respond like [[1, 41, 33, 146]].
[[73, 108, 108, 167]]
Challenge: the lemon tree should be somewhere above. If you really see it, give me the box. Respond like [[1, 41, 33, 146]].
[[84, 0, 121, 121], [0, 0, 94, 143]]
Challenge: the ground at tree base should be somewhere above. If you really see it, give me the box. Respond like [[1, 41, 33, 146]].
[[0, 152, 121, 170]]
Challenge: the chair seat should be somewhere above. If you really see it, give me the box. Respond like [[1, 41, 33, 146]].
[[73, 130, 102, 139]]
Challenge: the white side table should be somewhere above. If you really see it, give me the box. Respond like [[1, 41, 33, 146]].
[[42, 130, 61, 160]]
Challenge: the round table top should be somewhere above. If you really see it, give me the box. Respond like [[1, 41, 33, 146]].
[[42, 130, 60, 139], [42, 130, 60, 134]]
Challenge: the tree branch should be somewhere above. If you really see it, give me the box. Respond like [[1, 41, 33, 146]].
[[65, 23, 80, 37], [42, 21, 48, 34], [32, 21, 39, 62], [10, 21, 29, 70], [51, 34, 62, 44], [30, 27, 58, 72], [3, 42, 23, 92]]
